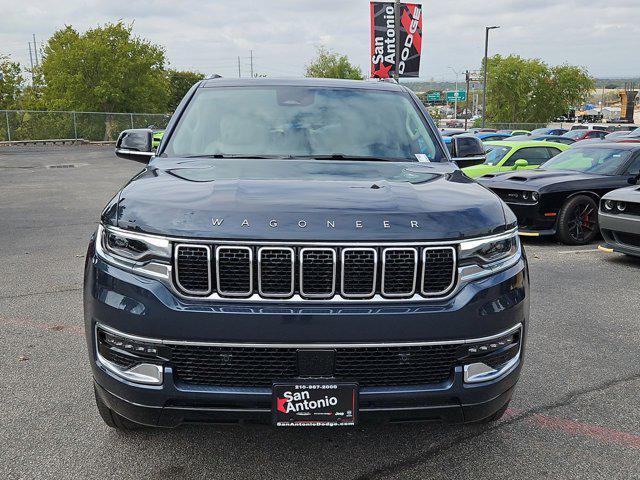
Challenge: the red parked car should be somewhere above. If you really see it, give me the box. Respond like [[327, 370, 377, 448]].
[[561, 129, 609, 142]]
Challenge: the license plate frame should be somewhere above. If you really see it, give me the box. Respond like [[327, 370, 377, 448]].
[[273, 382, 358, 427]]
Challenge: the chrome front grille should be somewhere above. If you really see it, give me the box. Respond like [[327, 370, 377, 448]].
[[172, 242, 457, 301]]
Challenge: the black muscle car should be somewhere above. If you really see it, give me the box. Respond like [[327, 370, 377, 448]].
[[477, 143, 640, 245]]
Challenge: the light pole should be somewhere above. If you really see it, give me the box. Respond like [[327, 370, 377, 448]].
[[482, 26, 500, 128], [448, 66, 460, 120]]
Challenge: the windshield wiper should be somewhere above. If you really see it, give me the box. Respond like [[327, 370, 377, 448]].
[[293, 154, 415, 162], [183, 154, 286, 159]]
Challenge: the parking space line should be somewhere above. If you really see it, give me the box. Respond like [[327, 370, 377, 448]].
[[557, 248, 600, 255], [506, 408, 640, 450]]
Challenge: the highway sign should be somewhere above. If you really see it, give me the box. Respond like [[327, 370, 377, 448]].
[[446, 90, 467, 102]]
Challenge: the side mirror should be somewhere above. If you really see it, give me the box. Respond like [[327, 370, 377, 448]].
[[513, 159, 529, 169], [451, 135, 486, 168], [629, 173, 640, 185], [115, 129, 154, 163]]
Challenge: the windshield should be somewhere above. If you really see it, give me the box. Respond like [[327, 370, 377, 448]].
[[562, 130, 587, 139], [541, 147, 631, 174], [164, 86, 444, 162], [483, 145, 512, 165]]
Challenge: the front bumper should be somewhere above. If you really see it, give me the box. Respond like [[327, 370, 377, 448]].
[[503, 202, 557, 236], [599, 211, 640, 257], [84, 245, 529, 426]]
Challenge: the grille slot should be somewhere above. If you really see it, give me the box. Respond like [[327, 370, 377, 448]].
[[299, 248, 336, 298], [341, 248, 377, 298], [613, 231, 640, 247], [422, 247, 456, 295], [258, 247, 294, 297], [381, 248, 417, 297], [174, 244, 211, 295], [216, 246, 253, 297], [170, 344, 459, 387]]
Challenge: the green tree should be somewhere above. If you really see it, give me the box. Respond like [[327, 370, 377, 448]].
[[305, 47, 363, 80], [39, 22, 169, 114], [484, 55, 594, 123], [166, 69, 205, 111], [0, 55, 23, 109]]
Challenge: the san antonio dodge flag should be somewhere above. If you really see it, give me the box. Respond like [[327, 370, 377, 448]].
[[370, 2, 423, 78]]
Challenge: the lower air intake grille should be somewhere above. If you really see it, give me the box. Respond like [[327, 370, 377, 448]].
[[382, 248, 417, 297], [169, 344, 459, 387], [614, 231, 640, 247], [422, 247, 456, 295], [300, 248, 335, 298], [217, 247, 252, 296], [175, 245, 211, 295]]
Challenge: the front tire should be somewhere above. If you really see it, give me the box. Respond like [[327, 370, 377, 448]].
[[94, 385, 142, 430], [557, 195, 599, 245]]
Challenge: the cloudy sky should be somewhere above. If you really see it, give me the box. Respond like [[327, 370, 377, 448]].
[[1, 0, 638, 80]]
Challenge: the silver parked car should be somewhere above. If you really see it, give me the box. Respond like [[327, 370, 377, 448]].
[[599, 183, 640, 258]]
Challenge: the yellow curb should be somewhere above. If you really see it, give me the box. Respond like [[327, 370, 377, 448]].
[[597, 245, 614, 253]]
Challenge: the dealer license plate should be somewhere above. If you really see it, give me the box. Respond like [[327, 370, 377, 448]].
[[273, 382, 358, 427]]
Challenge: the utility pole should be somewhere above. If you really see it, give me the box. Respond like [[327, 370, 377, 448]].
[[393, 0, 401, 81], [250, 50, 254, 78], [464, 70, 471, 130], [28, 42, 35, 86], [32, 34, 39, 66], [237, 56, 241, 78], [448, 67, 460, 120], [482, 26, 499, 128]]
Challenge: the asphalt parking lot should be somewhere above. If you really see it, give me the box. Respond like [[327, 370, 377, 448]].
[[1, 145, 639, 480]]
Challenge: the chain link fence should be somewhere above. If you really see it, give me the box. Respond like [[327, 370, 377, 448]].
[[0, 110, 171, 142]]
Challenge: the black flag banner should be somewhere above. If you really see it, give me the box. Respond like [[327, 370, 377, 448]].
[[370, 2, 423, 78]]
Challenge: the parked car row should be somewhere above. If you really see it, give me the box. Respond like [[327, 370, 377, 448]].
[[473, 143, 640, 248]]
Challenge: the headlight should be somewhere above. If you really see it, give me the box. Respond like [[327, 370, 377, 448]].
[[99, 225, 171, 263], [604, 200, 614, 211], [531, 192, 539, 202], [521, 192, 530, 201], [617, 202, 627, 212], [458, 231, 521, 281]]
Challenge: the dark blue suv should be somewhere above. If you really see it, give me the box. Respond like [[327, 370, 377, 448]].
[[84, 78, 529, 428]]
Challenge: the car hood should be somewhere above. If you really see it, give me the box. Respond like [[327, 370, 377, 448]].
[[461, 164, 498, 178], [106, 158, 508, 241], [477, 168, 611, 190], [602, 184, 640, 201]]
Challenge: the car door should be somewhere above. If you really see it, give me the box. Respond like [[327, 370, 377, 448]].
[[499, 146, 553, 171]]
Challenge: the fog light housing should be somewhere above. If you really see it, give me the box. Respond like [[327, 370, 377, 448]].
[[462, 327, 521, 383], [96, 326, 164, 385]]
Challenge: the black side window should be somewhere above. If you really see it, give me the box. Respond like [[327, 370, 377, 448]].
[[625, 155, 640, 176], [446, 142, 454, 155], [545, 147, 562, 159], [455, 137, 483, 157], [503, 147, 551, 166]]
